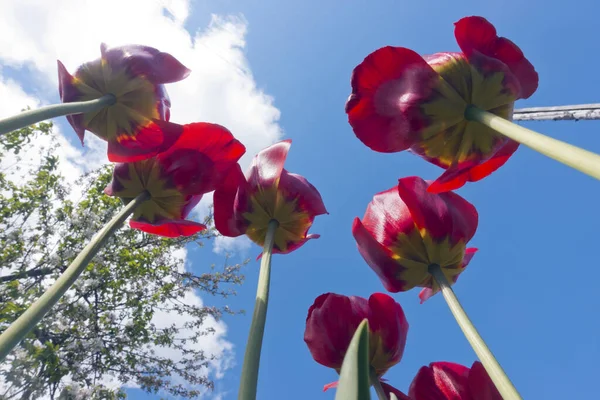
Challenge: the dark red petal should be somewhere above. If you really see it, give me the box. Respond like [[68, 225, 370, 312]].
[[346, 46, 438, 153], [367, 293, 408, 366], [418, 248, 477, 303], [454, 16, 538, 99], [101, 43, 191, 84], [352, 218, 406, 292], [304, 293, 369, 370], [381, 382, 411, 400], [247, 140, 291, 189], [57, 60, 85, 144], [397, 177, 478, 244], [361, 185, 415, 248], [409, 362, 471, 400], [103, 163, 130, 196], [468, 362, 502, 400], [157, 122, 246, 194], [214, 164, 249, 237], [278, 169, 328, 217], [129, 219, 206, 238]]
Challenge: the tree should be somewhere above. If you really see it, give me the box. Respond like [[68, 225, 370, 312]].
[[0, 122, 247, 399]]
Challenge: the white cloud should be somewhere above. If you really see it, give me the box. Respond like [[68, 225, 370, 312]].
[[0, 0, 282, 397]]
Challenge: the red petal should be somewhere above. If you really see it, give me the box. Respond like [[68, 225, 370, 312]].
[[278, 169, 328, 217], [367, 293, 408, 369], [107, 119, 183, 163], [418, 248, 478, 303], [346, 46, 438, 153], [427, 139, 519, 193], [213, 164, 249, 237], [101, 43, 191, 84], [352, 218, 406, 292], [381, 382, 411, 400], [409, 362, 471, 400], [157, 122, 246, 194], [454, 16, 538, 99], [323, 381, 338, 392], [57, 60, 85, 145], [397, 177, 478, 244], [468, 362, 502, 400], [247, 140, 291, 189], [270, 233, 320, 256], [304, 293, 369, 370], [129, 219, 206, 238]]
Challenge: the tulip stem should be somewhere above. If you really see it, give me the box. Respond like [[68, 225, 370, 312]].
[[369, 368, 388, 400], [238, 219, 279, 400], [429, 264, 522, 400], [0, 94, 116, 136], [465, 105, 600, 182], [0, 191, 149, 362]]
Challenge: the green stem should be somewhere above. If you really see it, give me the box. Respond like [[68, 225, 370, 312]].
[[0, 191, 149, 361], [0, 94, 116, 136], [429, 264, 522, 400], [369, 368, 388, 400], [465, 105, 600, 181], [238, 220, 279, 400]]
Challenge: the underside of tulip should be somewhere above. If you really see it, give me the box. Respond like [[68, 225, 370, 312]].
[[58, 43, 191, 162]]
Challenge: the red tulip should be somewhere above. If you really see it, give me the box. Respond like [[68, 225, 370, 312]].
[[409, 361, 502, 400], [58, 44, 191, 163], [346, 16, 538, 193], [304, 292, 409, 397], [105, 121, 245, 237], [214, 140, 327, 254], [352, 176, 478, 302]]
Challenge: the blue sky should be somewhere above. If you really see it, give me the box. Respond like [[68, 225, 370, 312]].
[[2, 0, 600, 398], [143, 0, 599, 399]]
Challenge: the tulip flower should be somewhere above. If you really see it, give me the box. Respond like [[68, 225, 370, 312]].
[[0, 120, 244, 363], [214, 139, 327, 255], [304, 292, 409, 398], [352, 176, 478, 301], [57, 43, 191, 162], [105, 121, 245, 237], [353, 176, 520, 399], [409, 361, 502, 400], [217, 140, 327, 400]]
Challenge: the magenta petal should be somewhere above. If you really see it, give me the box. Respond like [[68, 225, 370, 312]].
[[247, 140, 291, 188], [278, 169, 328, 216]]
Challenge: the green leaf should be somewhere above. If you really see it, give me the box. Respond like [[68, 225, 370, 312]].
[[335, 319, 371, 400]]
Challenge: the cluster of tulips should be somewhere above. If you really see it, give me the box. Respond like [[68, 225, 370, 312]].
[[0, 14, 599, 400]]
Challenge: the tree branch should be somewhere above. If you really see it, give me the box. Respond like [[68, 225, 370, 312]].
[[0, 267, 53, 283], [513, 103, 600, 121]]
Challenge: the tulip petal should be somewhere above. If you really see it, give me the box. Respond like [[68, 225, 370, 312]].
[[107, 119, 182, 163], [129, 219, 206, 238], [454, 16, 538, 99], [397, 176, 478, 244], [323, 381, 338, 392], [57, 60, 85, 144], [468, 361, 503, 400], [381, 382, 411, 400], [247, 139, 291, 188], [368, 293, 408, 374], [278, 170, 328, 216], [352, 218, 409, 292], [101, 43, 191, 84], [346, 46, 438, 153], [157, 122, 246, 194], [214, 164, 249, 237], [409, 362, 471, 400]]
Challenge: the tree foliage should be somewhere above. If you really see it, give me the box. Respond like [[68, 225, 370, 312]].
[[0, 123, 247, 399]]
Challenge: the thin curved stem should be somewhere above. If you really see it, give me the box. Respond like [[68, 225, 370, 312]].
[[0, 94, 116, 136], [369, 368, 388, 400], [429, 264, 522, 400], [466, 105, 600, 182], [0, 191, 149, 361], [238, 219, 279, 400]]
